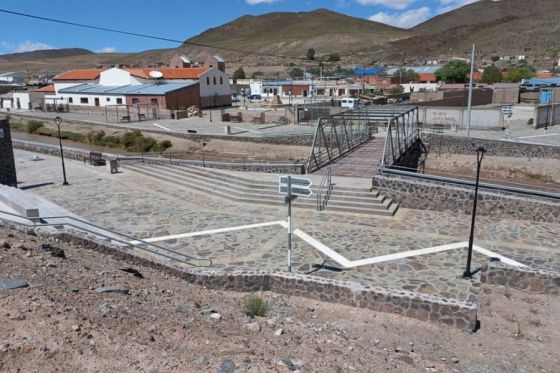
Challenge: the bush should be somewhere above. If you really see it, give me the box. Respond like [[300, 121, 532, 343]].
[[59, 131, 84, 142], [26, 120, 44, 134], [154, 139, 173, 152], [245, 295, 269, 317]]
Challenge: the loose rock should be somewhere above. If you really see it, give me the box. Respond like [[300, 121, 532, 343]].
[[95, 285, 129, 294], [244, 321, 261, 332], [218, 359, 235, 373], [0, 279, 29, 289]]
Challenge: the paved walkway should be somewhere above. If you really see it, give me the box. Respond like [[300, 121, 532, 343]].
[[321, 137, 385, 178], [9, 149, 560, 305]]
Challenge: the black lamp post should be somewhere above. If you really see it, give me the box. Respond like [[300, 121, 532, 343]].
[[463, 146, 486, 278], [54, 116, 69, 186]]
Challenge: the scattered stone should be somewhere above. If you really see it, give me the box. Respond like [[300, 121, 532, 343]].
[[120, 267, 144, 278], [395, 345, 411, 354], [196, 356, 209, 366], [450, 357, 460, 364], [0, 240, 10, 249], [50, 248, 66, 259], [280, 357, 303, 371], [16, 243, 30, 251], [37, 243, 52, 251], [95, 286, 129, 295], [244, 321, 261, 332], [71, 325, 81, 332], [218, 359, 235, 373], [210, 313, 222, 320], [426, 363, 436, 369], [68, 288, 80, 293], [0, 279, 29, 289], [395, 355, 415, 366], [200, 307, 216, 315], [274, 328, 284, 336]]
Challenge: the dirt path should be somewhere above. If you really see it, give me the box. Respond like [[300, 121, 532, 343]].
[[1, 227, 559, 372]]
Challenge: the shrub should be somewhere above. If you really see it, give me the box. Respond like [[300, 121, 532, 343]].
[[245, 295, 269, 317], [26, 120, 44, 134], [59, 131, 84, 142], [154, 139, 173, 152]]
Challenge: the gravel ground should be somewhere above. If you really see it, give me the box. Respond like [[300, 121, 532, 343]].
[[0, 227, 559, 373]]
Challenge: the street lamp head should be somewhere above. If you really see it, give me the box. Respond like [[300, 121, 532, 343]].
[[54, 116, 62, 126]]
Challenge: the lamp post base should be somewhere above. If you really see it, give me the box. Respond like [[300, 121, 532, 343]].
[[62, 181, 69, 186], [462, 270, 473, 279]]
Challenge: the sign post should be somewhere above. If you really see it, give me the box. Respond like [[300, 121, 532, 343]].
[[279, 175, 313, 272], [501, 105, 513, 139]]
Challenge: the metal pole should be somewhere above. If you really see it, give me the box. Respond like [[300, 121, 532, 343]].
[[287, 175, 292, 273], [55, 117, 69, 186], [466, 44, 475, 137], [464, 146, 485, 278]]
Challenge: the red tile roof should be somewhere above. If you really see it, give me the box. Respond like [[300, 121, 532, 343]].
[[125, 67, 210, 80], [35, 84, 55, 93], [53, 69, 104, 81]]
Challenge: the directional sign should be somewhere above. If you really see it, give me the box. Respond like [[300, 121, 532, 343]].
[[279, 176, 313, 197], [501, 106, 513, 116]]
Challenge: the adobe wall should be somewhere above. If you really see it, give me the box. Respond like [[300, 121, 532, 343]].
[[0, 119, 17, 187]]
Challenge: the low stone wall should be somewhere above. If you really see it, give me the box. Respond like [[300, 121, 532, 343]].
[[372, 175, 560, 223], [481, 260, 560, 295], [0, 217, 478, 331], [12, 140, 305, 174], [422, 133, 560, 159]]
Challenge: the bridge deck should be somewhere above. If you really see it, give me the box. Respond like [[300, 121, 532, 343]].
[[318, 137, 385, 178]]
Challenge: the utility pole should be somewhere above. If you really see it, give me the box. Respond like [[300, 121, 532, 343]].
[[466, 44, 475, 137], [287, 176, 292, 273], [54, 116, 69, 186]]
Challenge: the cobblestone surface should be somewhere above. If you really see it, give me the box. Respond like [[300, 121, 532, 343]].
[[11, 149, 560, 305]]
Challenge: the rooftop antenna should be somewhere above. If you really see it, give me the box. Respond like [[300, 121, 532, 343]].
[[149, 70, 164, 85]]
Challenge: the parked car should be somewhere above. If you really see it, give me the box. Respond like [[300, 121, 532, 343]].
[[248, 94, 262, 100], [340, 98, 358, 109]]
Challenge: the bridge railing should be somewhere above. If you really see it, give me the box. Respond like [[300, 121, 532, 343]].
[[380, 106, 420, 168]]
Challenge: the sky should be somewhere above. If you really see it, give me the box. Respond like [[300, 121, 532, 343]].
[[0, 0, 479, 55]]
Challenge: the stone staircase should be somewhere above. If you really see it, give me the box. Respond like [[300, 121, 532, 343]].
[[122, 163, 399, 216]]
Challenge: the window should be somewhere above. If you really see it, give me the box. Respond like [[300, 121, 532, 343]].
[[213, 77, 217, 85], [116, 98, 122, 104], [80, 97, 88, 104], [106, 97, 111, 102], [132, 98, 140, 105], [220, 77, 223, 85], [151, 98, 158, 105], [206, 77, 210, 85], [68, 97, 73, 104]]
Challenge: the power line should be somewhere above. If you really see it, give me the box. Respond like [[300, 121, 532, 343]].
[[0, 8, 325, 64]]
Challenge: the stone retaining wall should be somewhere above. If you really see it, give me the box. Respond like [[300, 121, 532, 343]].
[[0, 217, 478, 331], [421, 133, 560, 159], [481, 260, 560, 295], [372, 175, 560, 223]]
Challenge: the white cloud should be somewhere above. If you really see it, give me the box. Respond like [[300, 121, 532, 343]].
[[438, 0, 480, 13], [369, 6, 431, 28], [245, 0, 278, 4], [356, 0, 417, 10], [11, 40, 54, 53], [97, 46, 116, 53]]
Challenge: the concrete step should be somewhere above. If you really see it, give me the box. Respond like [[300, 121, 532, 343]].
[[123, 163, 399, 216]]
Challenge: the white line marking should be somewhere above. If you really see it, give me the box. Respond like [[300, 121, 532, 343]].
[[152, 123, 171, 132], [233, 126, 262, 134], [130, 221, 526, 269], [473, 245, 527, 267], [518, 133, 560, 139], [130, 220, 287, 244]]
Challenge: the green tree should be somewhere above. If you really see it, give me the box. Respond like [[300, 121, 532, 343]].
[[395, 68, 420, 83], [290, 67, 304, 79], [435, 60, 471, 83], [327, 53, 340, 62], [309, 67, 321, 76], [251, 71, 264, 79], [388, 85, 405, 95], [502, 66, 535, 83], [232, 67, 246, 80], [306, 48, 315, 61], [481, 65, 502, 84]]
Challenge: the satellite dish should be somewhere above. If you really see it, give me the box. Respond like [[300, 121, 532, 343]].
[[149, 70, 163, 79]]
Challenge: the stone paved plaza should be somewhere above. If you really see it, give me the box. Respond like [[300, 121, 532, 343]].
[[10, 149, 560, 305]]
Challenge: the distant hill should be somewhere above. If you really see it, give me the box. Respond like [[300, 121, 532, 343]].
[[1, 3, 560, 74], [0, 48, 93, 62], [388, 0, 560, 62], [182, 8, 410, 60]]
